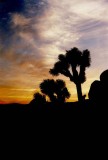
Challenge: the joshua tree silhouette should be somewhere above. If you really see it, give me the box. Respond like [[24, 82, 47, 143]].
[[40, 79, 70, 103], [50, 47, 91, 102], [55, 79, 70, 103]]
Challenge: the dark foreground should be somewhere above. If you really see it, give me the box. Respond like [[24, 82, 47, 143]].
[[0, 100, 98, 113], [0, 100, 107, 119], [0, 100, 108, 152]]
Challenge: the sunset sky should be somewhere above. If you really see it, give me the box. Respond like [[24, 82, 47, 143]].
[[0, 0, 108, 104]]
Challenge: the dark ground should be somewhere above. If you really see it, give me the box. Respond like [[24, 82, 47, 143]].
[[0, 99, 107, 155], [0, 99, 95, 113], [0, 100, 107, 120]]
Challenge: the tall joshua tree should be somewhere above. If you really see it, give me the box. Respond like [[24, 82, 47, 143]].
[[40, 79, 70, 103], [49, 47, 91, 102]]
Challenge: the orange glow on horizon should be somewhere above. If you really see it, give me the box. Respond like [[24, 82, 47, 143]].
[[0, 68, 100, 104]]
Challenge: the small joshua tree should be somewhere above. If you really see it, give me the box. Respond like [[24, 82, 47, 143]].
[[40, 79, 70, 103]]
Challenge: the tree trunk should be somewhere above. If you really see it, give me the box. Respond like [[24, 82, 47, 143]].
[[76, 82, 83, 102], [71, 65, 83, 102]]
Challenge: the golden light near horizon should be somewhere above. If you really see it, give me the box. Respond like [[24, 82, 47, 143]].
[[0, 0, 108, 104]]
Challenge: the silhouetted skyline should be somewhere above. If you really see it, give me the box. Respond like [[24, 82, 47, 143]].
[[0, 0, 108, 104]]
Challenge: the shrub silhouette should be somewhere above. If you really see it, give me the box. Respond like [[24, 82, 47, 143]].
[[29, 92, 46, 105], [40, 79, 70, 103], [50, 47, 91, 102]]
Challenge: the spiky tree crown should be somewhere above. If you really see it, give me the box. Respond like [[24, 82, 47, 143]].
[[66, 47, 82, 66], [81, 49, 91, 67], [40, 79, 70, 102], [40, 79, 55, 95], [50, 47, 91, 83], [56, 79, 66, 89], [49, 61, 70, 76]]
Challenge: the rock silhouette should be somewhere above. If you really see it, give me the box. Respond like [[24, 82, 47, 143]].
[[89, 69, 108, 105], [88, 80, 101, 104], [40, 79, 70, 103], [50, 47, 91, 102]]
